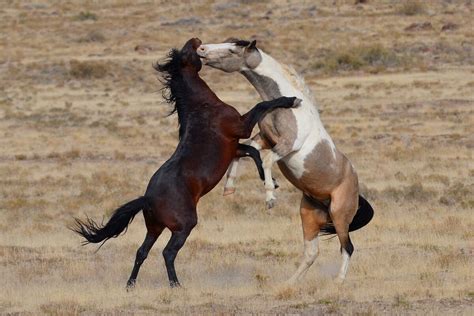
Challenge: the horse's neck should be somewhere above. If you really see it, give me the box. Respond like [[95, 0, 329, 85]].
[[242, 52, 316, 111], [173, 71, 219, 138], [177, 71, 216, 108], [241, 53, 334, 146]]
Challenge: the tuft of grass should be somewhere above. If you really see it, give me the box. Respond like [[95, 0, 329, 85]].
[[275, 286, 297, 300], [114, 151, 126, 160], [15, 154, 27, 160], [255, 273, 269, 288], [75, 11, 98, 21], [442, 182, 473, 209], [313, 44, 402, 73], [40, 301, 87, 315], [63, 149, 81, 160], [69, 60, 108, 79], [78, 30, 106, 43], [393, 294, 411, 308], [378, 182, 436, 203], [398, 1, 425, 16]]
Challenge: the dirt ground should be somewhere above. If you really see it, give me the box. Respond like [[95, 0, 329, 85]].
[[1, 0, 473, 314]]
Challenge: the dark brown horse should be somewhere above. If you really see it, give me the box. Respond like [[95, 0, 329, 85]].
[[73, 38, 299, 288]]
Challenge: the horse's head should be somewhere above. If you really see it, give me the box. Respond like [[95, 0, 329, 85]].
[[156, 38, 203, 79], [179, 37, 203, 72], [197, 39, 262, 73]]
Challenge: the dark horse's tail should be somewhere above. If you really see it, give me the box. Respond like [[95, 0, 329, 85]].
[[320, 195, 374, 235], [72, 196, 149, 246]]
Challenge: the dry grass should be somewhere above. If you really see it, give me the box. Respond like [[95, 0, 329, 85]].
[[398, 1, 426, 16], [312, 44, 404, 74], [69, 60, 109, 79], [1, 0, 473, 314], [75, 11, 98, 21]]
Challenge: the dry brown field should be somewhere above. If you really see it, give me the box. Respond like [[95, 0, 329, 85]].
[[1, 0, 473, 314]]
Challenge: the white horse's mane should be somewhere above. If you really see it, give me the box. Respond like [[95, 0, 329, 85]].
[[268, 53, 316, 105]]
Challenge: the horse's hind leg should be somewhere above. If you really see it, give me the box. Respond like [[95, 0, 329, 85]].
[[287, 194, 328, 284], [126, 230, 162, 289], [329, 181, 358, 283], [163, 220, 196, 287]]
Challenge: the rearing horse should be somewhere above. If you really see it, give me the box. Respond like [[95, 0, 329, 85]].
[[73, 38, 299, 288], [197, 39, 374, 283]]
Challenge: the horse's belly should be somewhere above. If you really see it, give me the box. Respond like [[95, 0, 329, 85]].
[[278, 135, 340, 199], [280, 150, 307, 180]]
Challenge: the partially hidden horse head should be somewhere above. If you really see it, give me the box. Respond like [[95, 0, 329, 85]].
[[155, 37, 205, 137], [159, 37, 203, 75], [197, 38, 262, 72]]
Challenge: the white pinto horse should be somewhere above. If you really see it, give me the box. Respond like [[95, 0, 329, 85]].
[[197, 39, 374, 283]]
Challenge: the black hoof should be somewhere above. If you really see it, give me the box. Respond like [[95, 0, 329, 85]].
[[169, 281, 181, 288], [272, 178, 279, 189], [126, 280, 136, 291]]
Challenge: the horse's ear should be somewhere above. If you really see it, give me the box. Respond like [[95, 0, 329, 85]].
[[244, 40, 262, 68], [248, 40, 257, 50]]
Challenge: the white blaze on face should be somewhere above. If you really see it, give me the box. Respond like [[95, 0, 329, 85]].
[[198, 43, 237, 59]]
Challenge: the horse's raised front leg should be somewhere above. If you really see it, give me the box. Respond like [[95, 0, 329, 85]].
[[239, 97, 300, 138]]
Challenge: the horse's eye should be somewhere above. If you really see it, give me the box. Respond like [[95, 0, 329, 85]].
[[228, 49, 235, 54]]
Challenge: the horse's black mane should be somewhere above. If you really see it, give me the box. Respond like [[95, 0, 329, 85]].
[[225, 37, 251, 47], [234, 40, 251, 47], [154, 49, 189, 139]]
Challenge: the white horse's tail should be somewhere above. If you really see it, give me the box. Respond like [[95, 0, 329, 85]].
[[320, 196, 374, 235]]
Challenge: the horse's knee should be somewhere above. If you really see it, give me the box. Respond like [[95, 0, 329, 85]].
[[303, 249, 318, 266], [303, 238, 319, 266], [341, 237, 354, 256], [262, 153, 274, 169]]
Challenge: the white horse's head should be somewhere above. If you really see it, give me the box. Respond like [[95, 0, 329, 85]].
[[197, 39, 262, 72]]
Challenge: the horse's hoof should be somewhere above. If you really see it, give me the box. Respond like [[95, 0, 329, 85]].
[[272, 178, 279, 189], [335, 277, 345, 284], [266, 199, 276, 209], [126, 280, 136, 291], [169, 281, 181, 288], [293, 98, 302, 107], [223, 187, 236, 196]]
